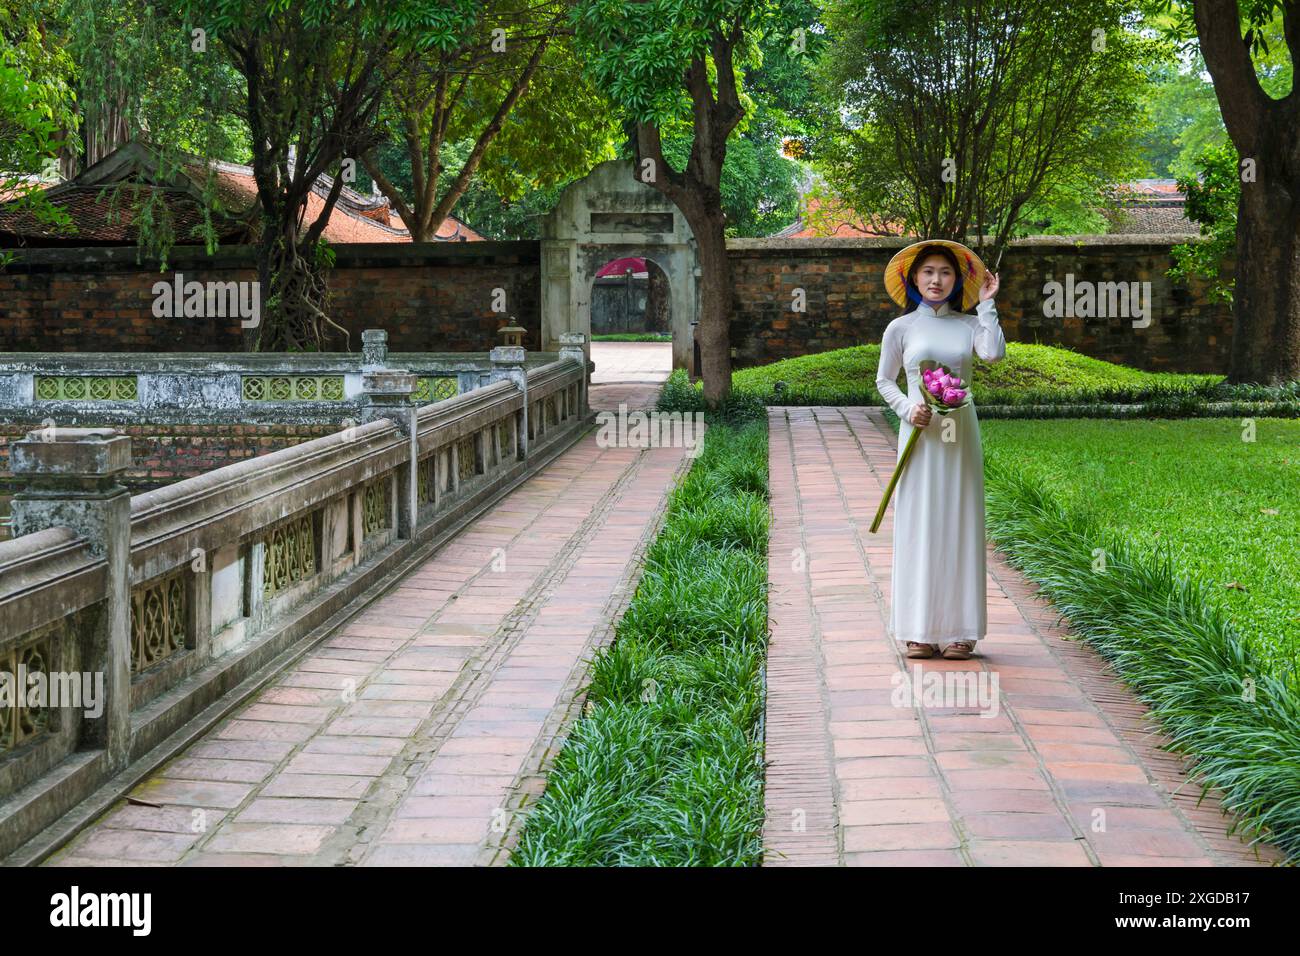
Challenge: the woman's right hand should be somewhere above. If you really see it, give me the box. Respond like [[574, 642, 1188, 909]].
[[908, 402, 932, 428]]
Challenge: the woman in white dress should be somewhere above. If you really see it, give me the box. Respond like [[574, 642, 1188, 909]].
[[873, 240, 1006, 660]]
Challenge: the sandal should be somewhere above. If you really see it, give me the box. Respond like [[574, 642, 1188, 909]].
[[906, 642, 938, 659], [941, 641, 976, 660]]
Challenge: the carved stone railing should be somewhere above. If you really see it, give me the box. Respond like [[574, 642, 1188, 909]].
[[0, 331, 591, 861], [0, 330, 564, 426]]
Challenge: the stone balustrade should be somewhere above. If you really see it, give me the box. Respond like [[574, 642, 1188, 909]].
[[0, 329, 565, 427], [0, 332, 590, 860]]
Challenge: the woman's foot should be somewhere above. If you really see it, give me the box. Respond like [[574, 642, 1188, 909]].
[[941, 641, 976, 660], [906, 641, 939, 659]]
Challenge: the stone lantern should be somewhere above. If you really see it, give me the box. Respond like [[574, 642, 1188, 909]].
[[498, 318, 527, 348]]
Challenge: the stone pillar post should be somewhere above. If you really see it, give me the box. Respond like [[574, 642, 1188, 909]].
[[489, 343, 528, 460], [360, 368, 418, 538], [361, 328, 389, 369], [9, 427, 133, 768], [558, 331, 589, 422]]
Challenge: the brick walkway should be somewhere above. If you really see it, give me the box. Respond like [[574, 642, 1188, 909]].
[[763, 406, 1287, 867], [590, 341, 672, 384], [43, 382, 689, 867]]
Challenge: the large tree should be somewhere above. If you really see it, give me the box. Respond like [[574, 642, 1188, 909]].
[[570, 0, 785, 406], [814, 0, 1163, 268], [1190, 0, 1299, 385], [181, 0, 480, 350], [364, 0, 615, 243]]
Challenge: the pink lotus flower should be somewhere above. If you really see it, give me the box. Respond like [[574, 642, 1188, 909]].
[[871, 359, 975, 535], [873, 361, 977, 535]]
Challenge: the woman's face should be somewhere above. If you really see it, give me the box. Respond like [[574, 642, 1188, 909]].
[[913, 254, 956, 303]]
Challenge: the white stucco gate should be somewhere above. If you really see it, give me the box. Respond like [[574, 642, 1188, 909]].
[[540, 159, 700, 378]]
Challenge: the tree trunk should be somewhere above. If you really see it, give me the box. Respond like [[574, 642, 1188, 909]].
[[1194, 0, 1300, 385], [1228, 163, 1300, 384], [627, 21, 746, 407], [691, 213, 734, 407]]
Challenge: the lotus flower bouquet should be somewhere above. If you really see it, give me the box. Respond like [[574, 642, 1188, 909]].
[[869, 360, 972, 534]]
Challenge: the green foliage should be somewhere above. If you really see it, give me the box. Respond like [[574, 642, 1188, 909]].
[[569, 1, 805, 242], [1149, 9, 1293, 305], [0, 0, 77, 239], [983, 417, 1300, 677], [658, 368, 768, 425], [1017, 178, 1114, 237], [1133, 10, 1291, 179], [1146, 0, 1297, 69], [0, 0, 78, 138], [591, 332, 673, 342], [982, 430, 1300, 860], [719, 342, 1224, 408], [812, 0, 1167, 261], [742, 0, 828, 158], [368, 137, 584, 242], [1169, 141, 1240, 304], [1135, 59, 1231, 180], [568, 0, 771, 126], [512, 416, 770, 866], [620, 0, 820, 239], [365, 0, 618, 240], [12, 0, 254, 266], [0, 58, 74, 234], [645, 120, 801, 237]]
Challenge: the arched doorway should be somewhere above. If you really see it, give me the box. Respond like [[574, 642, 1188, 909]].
[[540, 158, 700, 379], [587, 254, 673, 386]]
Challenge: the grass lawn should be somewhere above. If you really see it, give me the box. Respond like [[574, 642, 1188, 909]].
[[730, 342, 1235, 407], [980, 417, 1300, 679], [591, 332, 673, 342]]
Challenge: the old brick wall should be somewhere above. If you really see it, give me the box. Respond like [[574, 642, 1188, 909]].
[[0, 422, 341, 540], [0, 243, 541, 352], [728, 236, 1232, 373], [0, 421, 340, 489], [0, 235, 1230, 373]]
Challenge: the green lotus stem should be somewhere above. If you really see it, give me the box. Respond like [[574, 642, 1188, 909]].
[[870, 424, 921, 534]]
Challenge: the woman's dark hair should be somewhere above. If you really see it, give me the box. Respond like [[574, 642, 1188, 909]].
[[902, 244, 965, 313]]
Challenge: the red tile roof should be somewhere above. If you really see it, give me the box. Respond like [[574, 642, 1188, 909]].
[[0, 143, 484, 245], [0, 183, 245, 244], [195, 161, 483, 243], [773, 179, 1193, 239]]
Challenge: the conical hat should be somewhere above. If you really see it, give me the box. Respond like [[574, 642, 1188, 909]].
[[884, 239, 987, 312]]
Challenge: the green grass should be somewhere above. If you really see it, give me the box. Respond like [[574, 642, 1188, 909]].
[[511, 406, 770, 866], [591, 332, 673, 342], [733, 343, 1216, 405], [980, 418, 1300, 677], [981, 446, 1300, 861]]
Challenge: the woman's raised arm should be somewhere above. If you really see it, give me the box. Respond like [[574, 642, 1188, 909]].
[[973, 299, 1006, 363]]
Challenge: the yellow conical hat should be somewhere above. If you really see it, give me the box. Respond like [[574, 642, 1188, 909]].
[[884, 239, 987, 312]]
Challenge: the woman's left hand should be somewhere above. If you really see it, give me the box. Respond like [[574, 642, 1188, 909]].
[[980, 270, 999, 302]]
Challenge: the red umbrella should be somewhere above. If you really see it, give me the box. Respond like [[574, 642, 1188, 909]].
[[595, 256, 647, 278]]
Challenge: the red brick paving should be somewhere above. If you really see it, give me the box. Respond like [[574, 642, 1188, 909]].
[[762, 406, 1287, 867], [44, 382, 690, 867]]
